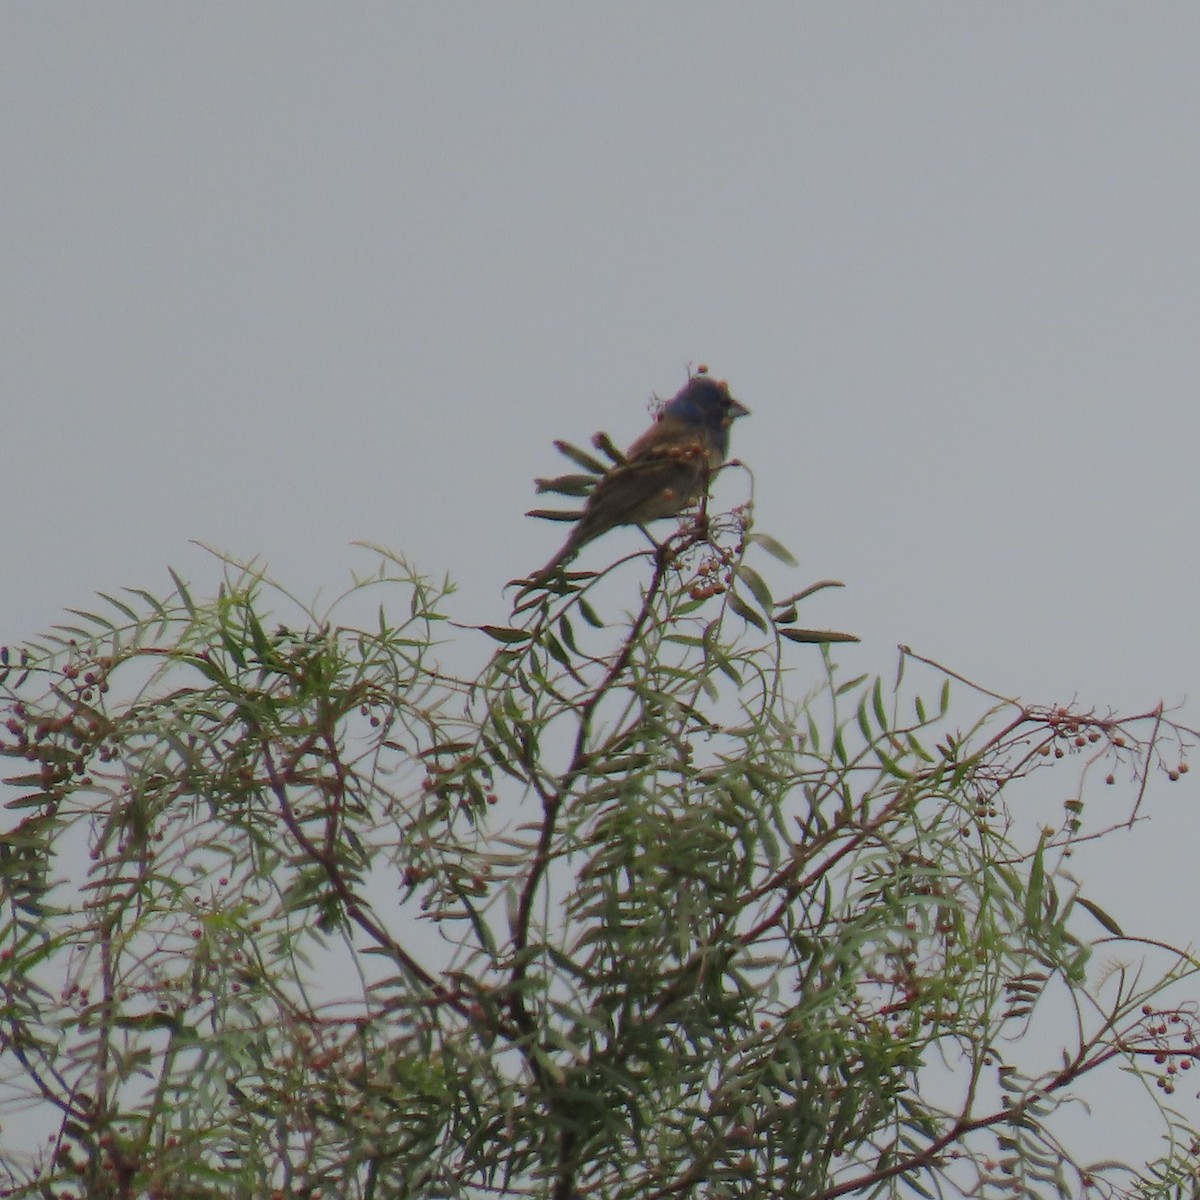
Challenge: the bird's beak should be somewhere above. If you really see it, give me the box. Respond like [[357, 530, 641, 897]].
[[728, 397, 750, 419]]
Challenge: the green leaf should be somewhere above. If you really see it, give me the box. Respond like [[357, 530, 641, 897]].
[[776, 580, 845, 605], [96, 591, 139, 622], [63, 607, 116, 633], [125, 587, 169, 619], [856, 697, 872, 743], [780, 628, 860, 645], [219, 625, 247, 668], [805, 712, 822, 753], [592, 431, 624, 463], [246, 607, 274, 664], [833, 727, 848, 766], [526, 508, 583, 523], [904, 732, 935, 763], [533, 473, 597, 497], [2, 774, 48, 790], [872, 677, 888, 730], [541, 631, 573, 670], [900, 1172, 936, 1198], [876, 752, 911, 781], [553, 438, 608, 473], [1024, 835, 1047, 928], [734, 564, 773, 611], [1074, 895, 1124, 937], [114, 1011, 184, 1032], [727, 588, 767, 632], [747, 532, 798, 566], [557, 615, 579, 654], [578, 597, 605, 628], [2, 794, 53, 812], [171, 652, 229, 684], [835, 673, 868, 697], [478, 626, 534, 644], [168, 566, 196, 615]]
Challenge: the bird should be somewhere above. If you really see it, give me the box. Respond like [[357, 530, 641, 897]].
[[529, 375, 749, 582]]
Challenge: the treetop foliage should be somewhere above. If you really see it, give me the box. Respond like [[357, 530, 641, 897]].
[[1, 499, 1199, 1200]]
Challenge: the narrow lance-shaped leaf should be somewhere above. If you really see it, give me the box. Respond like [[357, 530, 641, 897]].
[[553, 438, 609, 473]]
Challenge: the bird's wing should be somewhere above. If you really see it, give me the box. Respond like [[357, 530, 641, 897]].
[[579, 450, 707, 530]]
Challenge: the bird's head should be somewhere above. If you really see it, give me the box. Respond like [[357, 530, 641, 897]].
[[661, 375, 750, 458]]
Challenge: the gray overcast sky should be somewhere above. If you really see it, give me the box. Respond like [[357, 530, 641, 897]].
[[2, 1, 1200, 1161], [5, 5, 1198, 703]]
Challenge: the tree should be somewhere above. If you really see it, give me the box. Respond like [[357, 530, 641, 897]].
[[1, 499, 1198, 1199]]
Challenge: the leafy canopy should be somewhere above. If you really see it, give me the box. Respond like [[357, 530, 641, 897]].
[[1, 501, 1198, 1200]]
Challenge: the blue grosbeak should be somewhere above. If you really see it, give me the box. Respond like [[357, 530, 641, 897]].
[[530, 375, 749, 581]]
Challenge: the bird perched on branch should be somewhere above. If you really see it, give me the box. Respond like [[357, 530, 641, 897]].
[[528, 374, 749, 582]]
